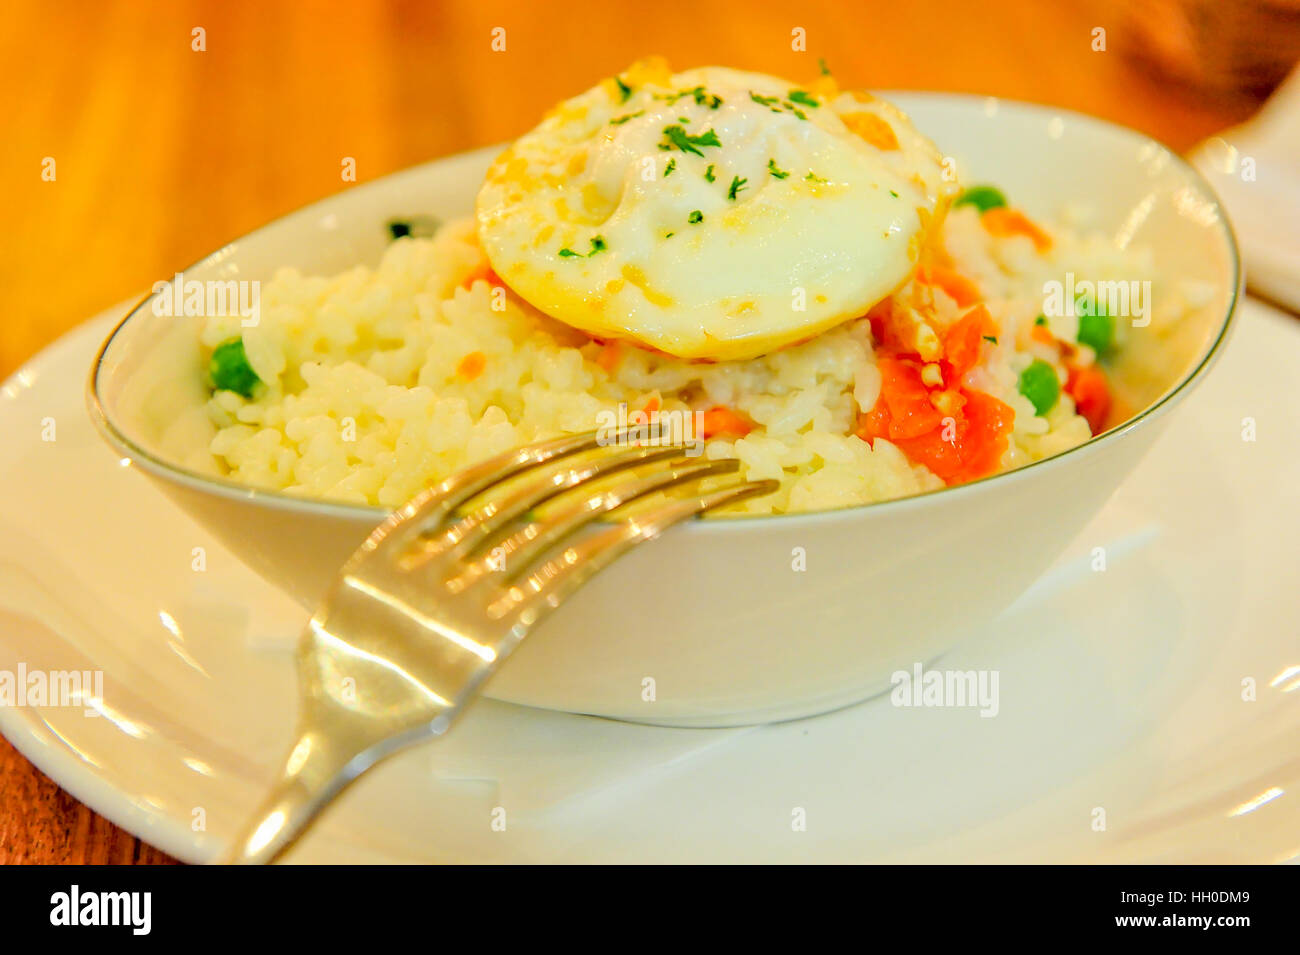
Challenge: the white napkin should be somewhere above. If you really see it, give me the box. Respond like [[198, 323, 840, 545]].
[[1191, 67, 1300, 311]]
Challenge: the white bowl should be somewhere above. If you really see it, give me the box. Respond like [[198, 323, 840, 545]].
[[88, 94, 1239, 727]]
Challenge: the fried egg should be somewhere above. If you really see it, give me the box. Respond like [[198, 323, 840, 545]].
[[476, 58, 953, 360]]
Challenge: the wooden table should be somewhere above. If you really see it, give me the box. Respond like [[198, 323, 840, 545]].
[[0, 0, 1270, 864]]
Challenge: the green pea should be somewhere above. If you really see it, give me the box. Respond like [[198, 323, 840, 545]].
[[1018, 359, 1060, 416], [209, 338, 260, 398], [1076, 297, 1114, 355], [953, 185, 1008, 213]]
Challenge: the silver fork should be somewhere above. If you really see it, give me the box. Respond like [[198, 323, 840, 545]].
[[218, 427, 776, 864]]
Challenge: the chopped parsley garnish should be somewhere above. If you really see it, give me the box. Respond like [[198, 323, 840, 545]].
[[983, 335, 998, 344], [767, 159, 789, 179], [665, 231, 675, 238], [688, 210, 703, 224], [728, 175, 747, 200], [889, 189, 899, 198], [788, 90, 819, 108], [678, 116, 690, 123], [665, 158, 677, 176], [693, 88, 723, 109], [805, 171, 827, 183], [1034, 314, 1048, 326], [818, 57, 832, 76], [660, 124, 722, 156], [559, 236, 607, 258], [610, 110, 643, 125], [386, 215, 440, 241], [704, 164, 716, 182], [750, 90, 808, 119], [614, 75, 633, 103], [658, 86, 723, 109]]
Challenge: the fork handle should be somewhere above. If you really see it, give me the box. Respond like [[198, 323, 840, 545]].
[[217, 725, 411, 864]]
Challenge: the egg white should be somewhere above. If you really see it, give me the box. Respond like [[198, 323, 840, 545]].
[[476, 59, 952, 360]]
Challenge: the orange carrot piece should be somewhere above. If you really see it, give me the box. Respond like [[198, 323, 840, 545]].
[[876, 357, 945, 439], [941, 305, 997, 382], [700, 406, 754, 439], [856, 404, 890, 443], [950, 389, 1016, 483], [917, 263, 981, 308], [889, 389, 1014, 485], [1067, 364, 1112, 435], [455, 351, 487, 381], [597, 342, 623, 373], [981, 207, 1052, 252]]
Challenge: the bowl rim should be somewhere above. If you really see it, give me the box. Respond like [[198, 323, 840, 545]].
[[86, 93, 1243, 532]]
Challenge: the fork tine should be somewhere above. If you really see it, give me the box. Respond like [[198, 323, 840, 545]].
[[445, 456, 743, 591], [372, 426, 657, 550], [487, 478, 780, 626], [406, 442, 693, 566]]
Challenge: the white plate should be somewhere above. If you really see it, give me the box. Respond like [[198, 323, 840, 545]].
[[2, 295, 1297, 863]]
